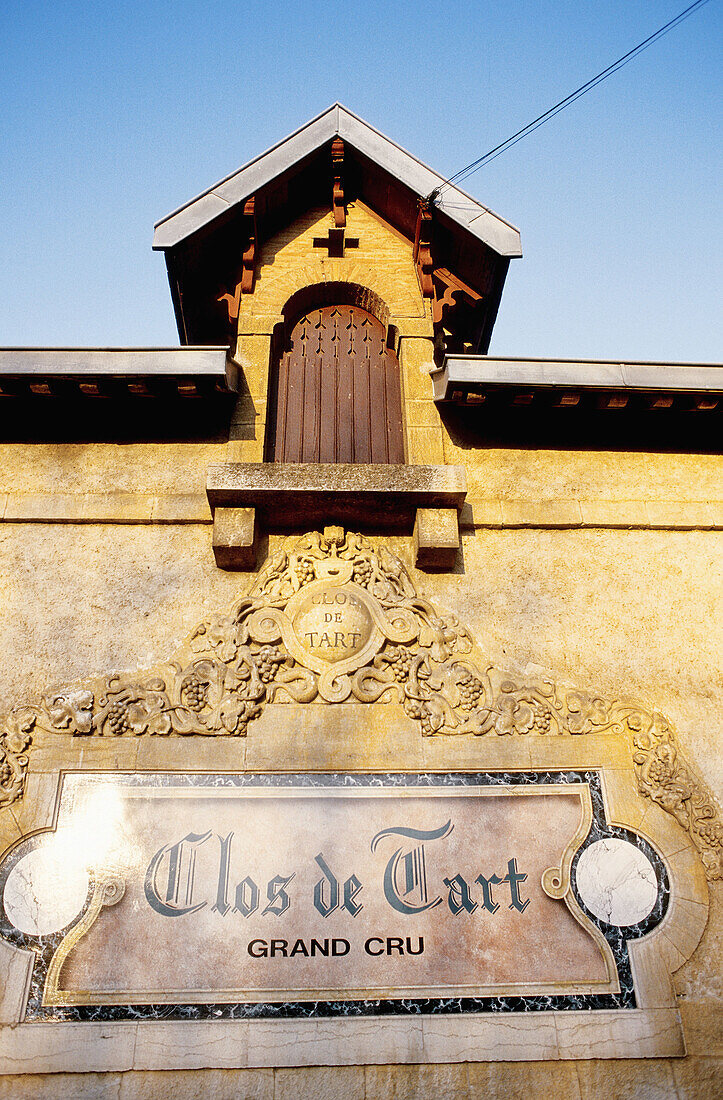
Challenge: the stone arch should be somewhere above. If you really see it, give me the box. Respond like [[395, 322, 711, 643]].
[[281, 282, 391, 334]]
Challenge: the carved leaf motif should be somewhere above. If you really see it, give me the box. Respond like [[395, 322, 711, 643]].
[[219, 695, 250, 734], [3, 707, 37, 753], [460, 709, 496, 737], [190, 615, 240, 663], [426, 696, 454, 734], [0, 707, 34, 808], [565, 691, 615, 735], [43, 690, 94, 735]]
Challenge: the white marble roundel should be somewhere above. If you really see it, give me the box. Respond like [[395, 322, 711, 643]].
[[3, 848, 89, 936], [575, 838, 658, 927]]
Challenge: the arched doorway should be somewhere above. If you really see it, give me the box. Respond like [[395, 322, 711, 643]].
[[266, 304, 404, 463]]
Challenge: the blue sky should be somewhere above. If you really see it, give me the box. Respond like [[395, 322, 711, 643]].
[[1, 0, 720, 360]]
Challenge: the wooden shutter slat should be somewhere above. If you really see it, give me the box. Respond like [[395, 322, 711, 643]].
[[369, 346, 388, 464], [283, 345, 304, 462], [336, 353, 354, 463], [384, 349, 405, 463], [319, 350, 338, 463], [301, 355, 320, 462], [275, 352, 290, 461], [352, 350, 372, 463]]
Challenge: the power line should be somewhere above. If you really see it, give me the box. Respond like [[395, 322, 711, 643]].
[[429, 0, 713, 203]]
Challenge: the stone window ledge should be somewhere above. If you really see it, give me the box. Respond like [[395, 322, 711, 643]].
[[206, 463, 467, 569], [206, 463, 467, 529]]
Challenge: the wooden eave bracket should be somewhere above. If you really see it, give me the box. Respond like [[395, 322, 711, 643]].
[[240, 196, 257, 294], [312, 139, 359, 257], [217, 195, 257, 325], [414, 200, 434, 298], [331, 138, 346, 229], [432, 266, 484, 326]]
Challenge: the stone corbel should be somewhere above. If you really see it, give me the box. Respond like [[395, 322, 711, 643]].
[[413, 507, 460, 569], [212, 506, 258, 569]]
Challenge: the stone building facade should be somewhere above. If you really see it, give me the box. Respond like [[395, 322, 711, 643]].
[[0, 105, 720, 1097]]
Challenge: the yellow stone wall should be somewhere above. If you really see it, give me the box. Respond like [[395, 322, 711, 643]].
[[240, 202, 427, 322], [0, 205, 720, 1094]]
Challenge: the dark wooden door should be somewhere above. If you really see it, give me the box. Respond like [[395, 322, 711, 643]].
[[266, 305, 404, 463]]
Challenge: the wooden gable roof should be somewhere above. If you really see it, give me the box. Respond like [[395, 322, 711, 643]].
[[153, 104, 522, 350]]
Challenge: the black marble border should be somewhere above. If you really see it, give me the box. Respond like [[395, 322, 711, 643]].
[[0, 770, 670, 1023]]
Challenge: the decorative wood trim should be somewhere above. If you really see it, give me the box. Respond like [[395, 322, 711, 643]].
[[240, 197, 257, 294], [331, 137, 346, 229], [217, 197, 257, 325], [311, 140, 360, 257], [413, 200, 434, 299], [432, 266, 483, 326]]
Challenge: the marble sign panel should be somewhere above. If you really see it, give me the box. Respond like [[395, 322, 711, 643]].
[[0, 772, 669, 1021]]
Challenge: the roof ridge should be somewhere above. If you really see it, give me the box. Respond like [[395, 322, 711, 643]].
[[152, 106, 522, 259]]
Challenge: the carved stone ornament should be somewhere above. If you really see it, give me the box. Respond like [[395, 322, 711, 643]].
[[1, 528, 721, 879]]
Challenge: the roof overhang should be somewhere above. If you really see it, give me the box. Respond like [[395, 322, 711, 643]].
[[153, 104, 522, 259], [0, 348, 236, 397], [433, 356, 723, 410]]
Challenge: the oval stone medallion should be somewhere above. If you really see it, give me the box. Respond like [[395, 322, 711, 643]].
[[291, 583, 375, 664]]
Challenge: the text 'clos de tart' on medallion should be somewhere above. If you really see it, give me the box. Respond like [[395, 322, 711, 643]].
[[291, 584, 374, 664]]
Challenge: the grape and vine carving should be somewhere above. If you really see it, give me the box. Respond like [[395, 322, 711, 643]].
[[0, 527, 720, 879]]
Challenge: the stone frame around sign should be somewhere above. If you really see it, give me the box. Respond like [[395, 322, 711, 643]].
[[0, 753, 709, 1068], [0, 529, 715, 1069]]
